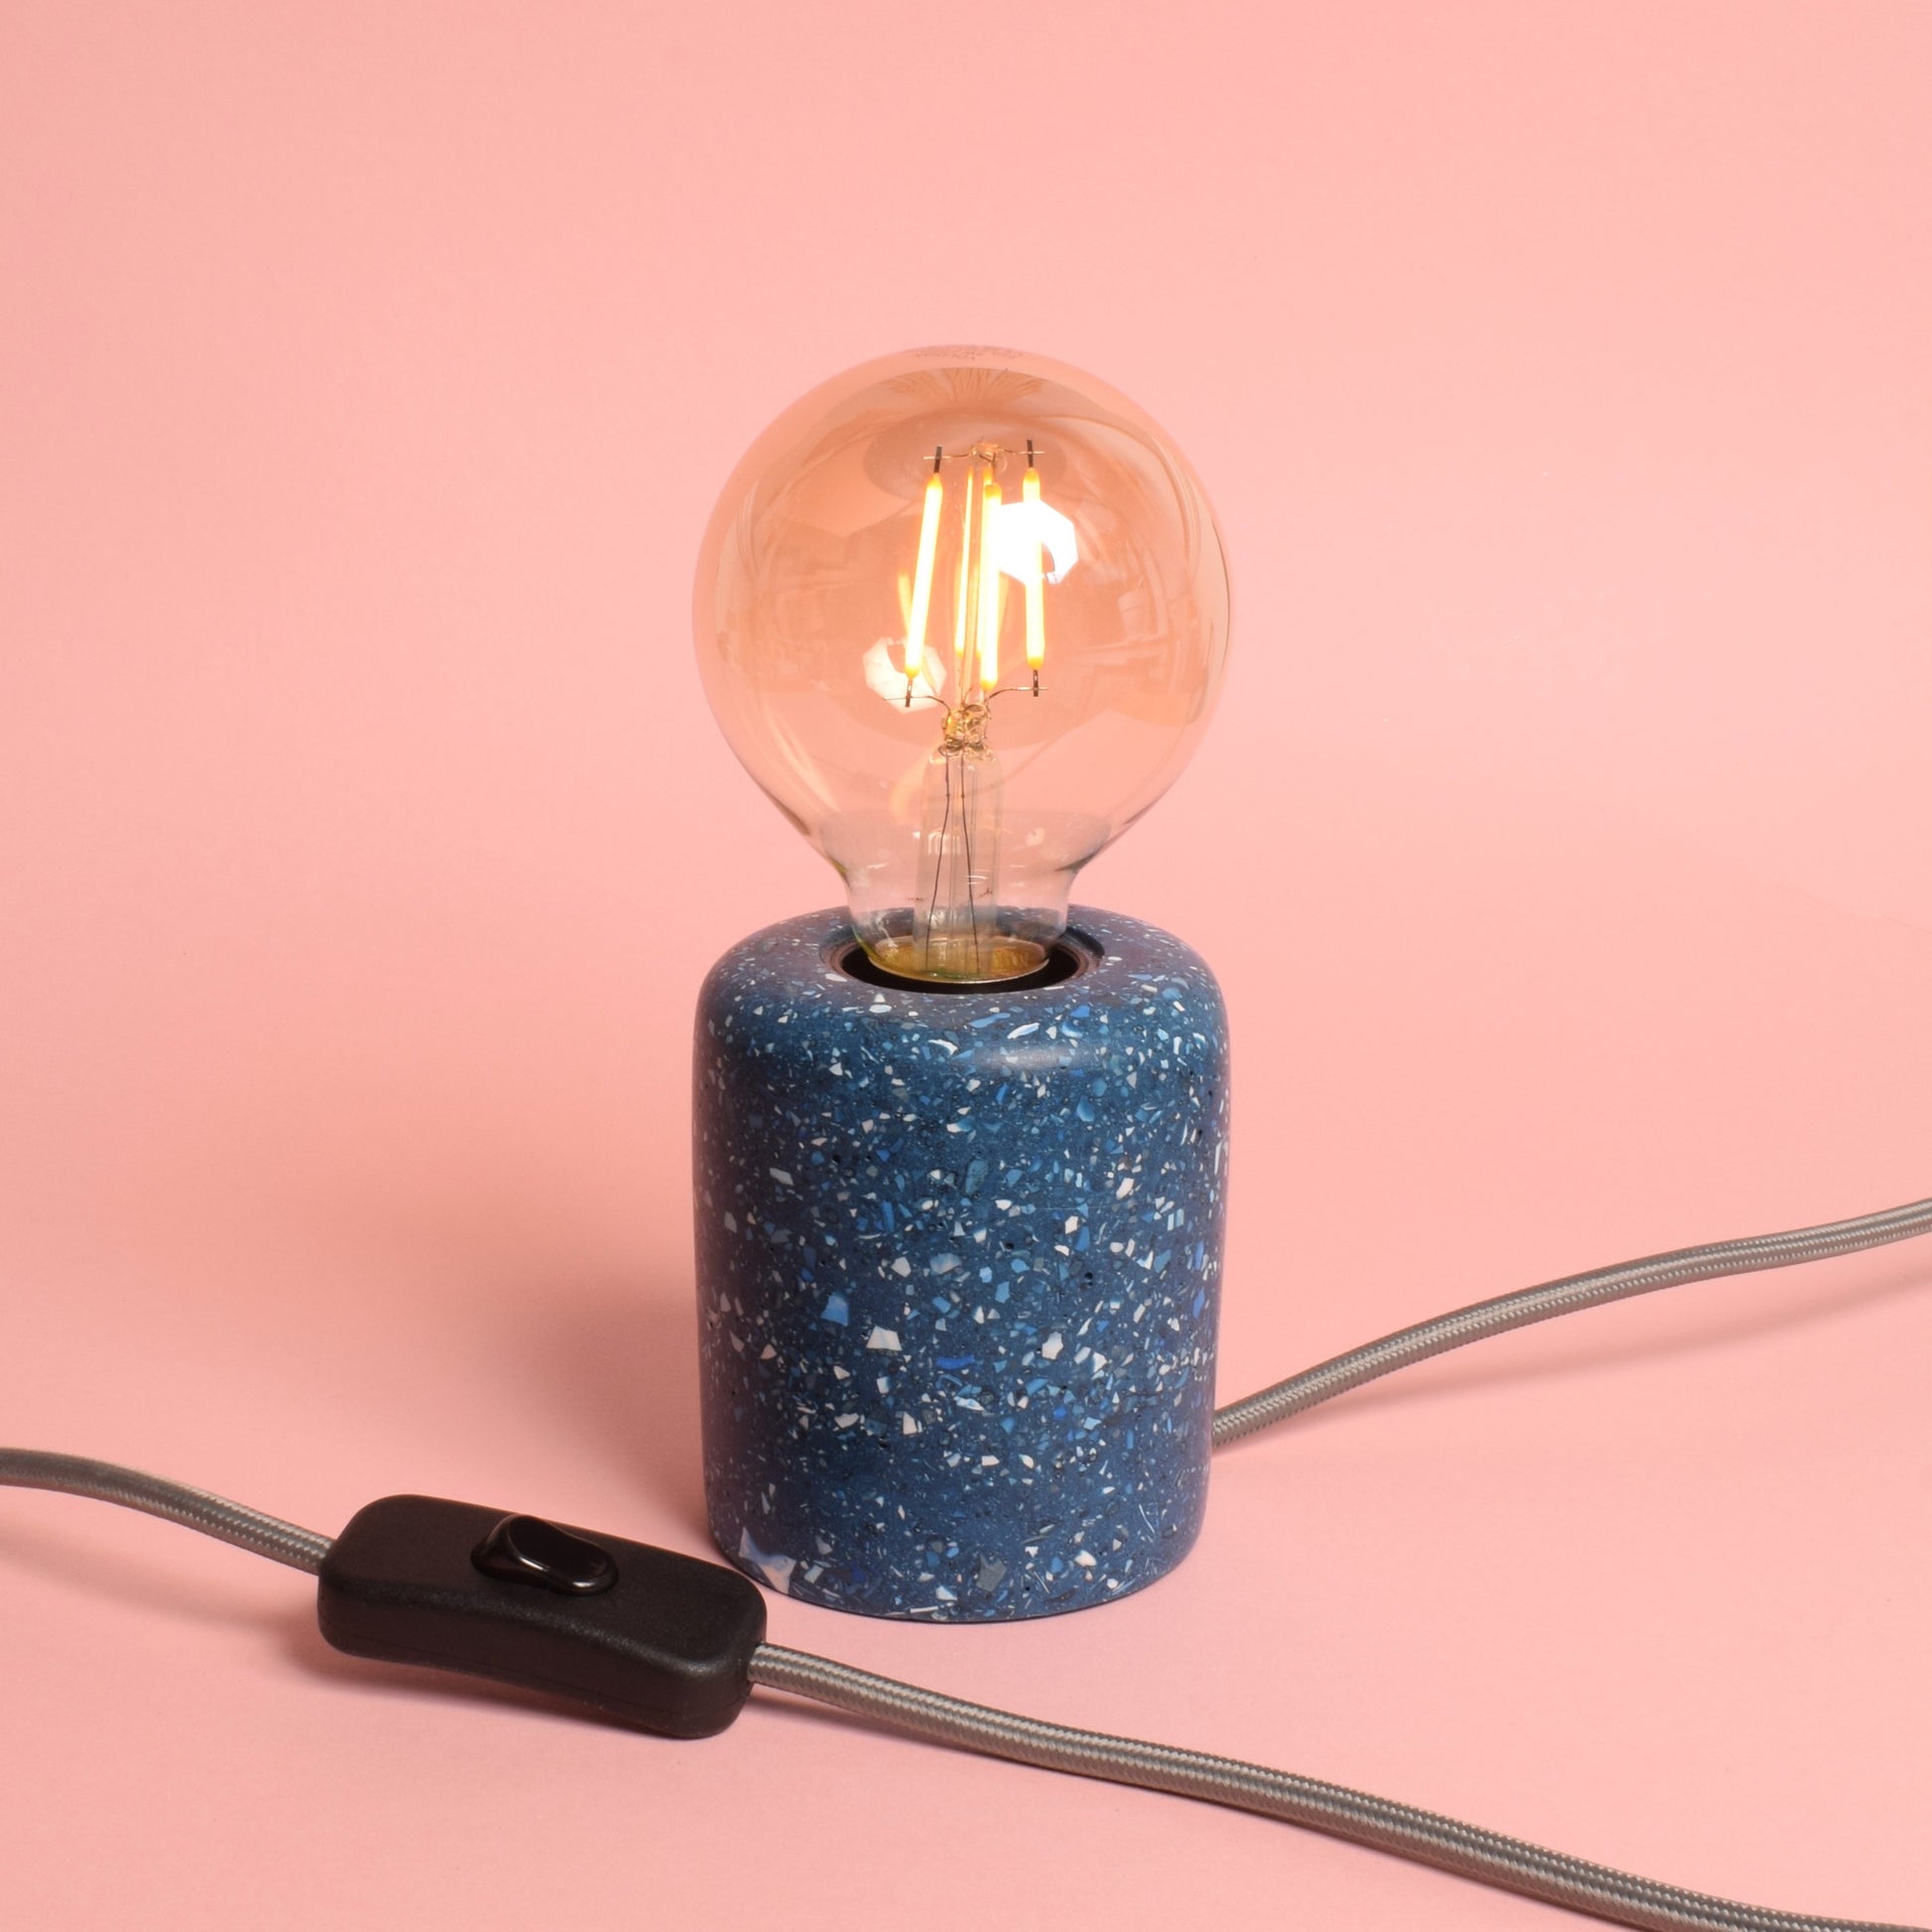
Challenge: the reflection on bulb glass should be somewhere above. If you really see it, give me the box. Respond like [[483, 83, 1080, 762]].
[[695, 347, 1230, 983]]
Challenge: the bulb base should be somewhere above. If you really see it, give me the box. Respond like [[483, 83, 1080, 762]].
[[839, 932, 1086, 996], [865, 931, 1050, 986], [692, 905, 1230, 1621]]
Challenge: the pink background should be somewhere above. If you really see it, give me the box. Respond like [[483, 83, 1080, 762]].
[[2, 3, 1928, 1926]]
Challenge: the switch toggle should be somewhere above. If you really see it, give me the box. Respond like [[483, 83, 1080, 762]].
[[473, 1513, 619, 1594]]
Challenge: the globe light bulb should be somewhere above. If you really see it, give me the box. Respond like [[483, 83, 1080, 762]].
[[695, 346, 1231, 982]]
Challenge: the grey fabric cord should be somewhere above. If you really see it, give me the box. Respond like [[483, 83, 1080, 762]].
[[0, 1448, 332, 1574], [747, 1192, 1932, 1932], [747, 1644, 1917, 1932], [1211, 1192, 1932, 1447], [4, 1190, 1926, 1930]]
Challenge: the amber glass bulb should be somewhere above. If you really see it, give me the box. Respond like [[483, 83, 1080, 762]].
[[694, 346, 1231, 982]]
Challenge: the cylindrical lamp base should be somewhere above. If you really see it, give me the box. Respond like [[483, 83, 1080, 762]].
[[692, 907, 1229, 1621]]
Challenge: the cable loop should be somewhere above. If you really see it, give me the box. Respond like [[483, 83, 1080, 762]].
[[8, 1188, 1930, 1930]]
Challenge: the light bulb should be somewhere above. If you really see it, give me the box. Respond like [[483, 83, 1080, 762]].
[[695, 346, 1231, 982]]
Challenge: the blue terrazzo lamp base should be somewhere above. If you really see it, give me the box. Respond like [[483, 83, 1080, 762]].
[[693, 906, 1230, 1622]]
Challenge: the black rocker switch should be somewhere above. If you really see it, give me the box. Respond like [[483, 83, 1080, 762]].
[[474, 1513, 619, 1594], [318, 1495, 767, 1737]]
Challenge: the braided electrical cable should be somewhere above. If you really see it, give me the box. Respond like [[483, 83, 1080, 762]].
[[749, 1643, 1919, 1932], [0, 1448, 333, 1573], [6, 1187, 1928, 1930], [1212, 1194, 1932, 1447]]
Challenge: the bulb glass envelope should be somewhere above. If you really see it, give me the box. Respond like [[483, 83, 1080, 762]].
[[695, 347, 1231, 982]]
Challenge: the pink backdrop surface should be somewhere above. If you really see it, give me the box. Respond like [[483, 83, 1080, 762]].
[[2, 4, 1928, 1926]]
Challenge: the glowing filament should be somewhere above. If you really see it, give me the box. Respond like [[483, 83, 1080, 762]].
[[952, 459, 975, 680], [976, 471, 1003, 689], [1022, 464, 1045, 673], [896, 443, 1067, 710], [903, 459, 944, 685]]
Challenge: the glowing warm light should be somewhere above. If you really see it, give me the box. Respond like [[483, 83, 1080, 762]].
[[992, 493, 1078, 586], [897, 451, 1068, 710], [950, 458, 974, 681], [696, 347, 1230, 985], [903, 457, 943, 688], [976, 471, 1003, 689], [1022, 463, 1046, 673]]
